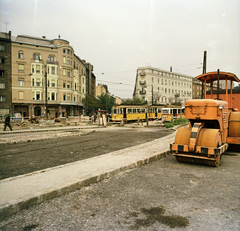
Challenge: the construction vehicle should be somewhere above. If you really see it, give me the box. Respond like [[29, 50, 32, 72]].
[[170, 70, 240, 166]]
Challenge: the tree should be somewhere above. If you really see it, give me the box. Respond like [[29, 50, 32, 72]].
[[97, 93, 116, 113], [82, 94, 100, 115], [153, 93, 161, 105], [122, 97, 145, 105]]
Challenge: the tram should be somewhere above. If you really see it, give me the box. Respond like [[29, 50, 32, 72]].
[[111, 105, 184, 122]]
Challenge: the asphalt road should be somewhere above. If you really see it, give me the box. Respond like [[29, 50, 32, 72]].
[[0, 149, 239, 230], [0, 127, 174, 180]]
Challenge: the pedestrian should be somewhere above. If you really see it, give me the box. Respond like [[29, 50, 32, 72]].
[[4, 114, 12, 131]]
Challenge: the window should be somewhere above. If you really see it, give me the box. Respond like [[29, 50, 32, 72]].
[[63, 68, 66, 76], [0, 58, 4, 63], [51, 67, 55, 74], [0, 45, 5, 51], [67, 70, 70, 77], [32, 79, 34, 86], [67, 49, 70, 54], [0, 70, 4, 76], [52, 80, 55, 87], [18, 79, 24, 86], [63, 94, 66, 101], [67, 59, 70, 65], [63, 49, 65, 53], [18, 51, 24, 59], [36, 79, 41, 86], [18, 64, 24, 72], [63, 81, 66, 88], [19, 91, 24, 100], [33, 53, 40, 60], [82, 78, 84, 83], [36, 92, 40, 100], [67, 93, 70, 101], [63, 57, 66, 63], [36, 65, 40, 73], [75, 83, 77, 90], [0, 83, 5, 89], [48, 55, 54, 61], [51, 92, 55, 100], [0, 95, 6, 101], [67, 82, 70, 89]]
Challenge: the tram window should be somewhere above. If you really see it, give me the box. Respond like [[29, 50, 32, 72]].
[[162, 109, 169, 114], [142, 109, 145, 113], [133, 108, 136, 113], [119, 108, 122, 114], [178, 109, 181, 114], [113, 109, 117, 114], [158, 108, 162, 113], [128, 108, 132, 113], [137, 108, 141, 113], [170, 109, 173, 114]]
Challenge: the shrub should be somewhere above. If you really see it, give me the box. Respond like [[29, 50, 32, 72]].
[[164, 122, 174, 128], [173, 118, 189, 125]]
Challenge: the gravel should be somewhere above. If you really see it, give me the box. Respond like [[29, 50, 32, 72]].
[[0, 151, 239, 230]]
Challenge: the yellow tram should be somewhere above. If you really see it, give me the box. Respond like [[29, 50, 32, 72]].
[[111, 105, 184, 122]]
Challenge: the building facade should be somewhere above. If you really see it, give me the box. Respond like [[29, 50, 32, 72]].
[[10, 34, 95, 118], [192, 78, 222, 99], [0, 32, 12, 115], [133, 67, 192, 105]]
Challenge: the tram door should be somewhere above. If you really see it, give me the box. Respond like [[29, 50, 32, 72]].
[[173, 109, 177, 118], [123, 108, 127, 119]]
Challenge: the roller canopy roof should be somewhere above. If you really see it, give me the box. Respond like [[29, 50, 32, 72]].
[[196, 71, 240, 83]]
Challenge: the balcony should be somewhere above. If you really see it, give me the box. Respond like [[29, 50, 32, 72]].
[[140, 71, 146, 76], [46, 60, 59, 65], [140, 90, 146, 94], [139, 80, 146, 85]]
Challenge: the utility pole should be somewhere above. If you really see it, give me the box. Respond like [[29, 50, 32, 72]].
[[45, 65, 48, 119], [201, 51, 207, 99], [151, 84, 153, 105]]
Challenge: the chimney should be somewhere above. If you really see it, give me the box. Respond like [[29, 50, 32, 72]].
[[42, 36, 46, 39], [170, 66, 172, 72]]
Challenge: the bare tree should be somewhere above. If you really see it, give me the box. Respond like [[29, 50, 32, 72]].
[[153, 92, 161, 105]]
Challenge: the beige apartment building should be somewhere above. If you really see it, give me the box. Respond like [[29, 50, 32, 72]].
[[11, 34, 95, 118], [192, 78, 222, 99]]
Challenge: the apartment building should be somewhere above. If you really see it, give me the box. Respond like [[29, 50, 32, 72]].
[[10, 34, 95, 118], [192, 78, 222, 99], [0, 32, 12, 115], [133, 67, 192, 105]]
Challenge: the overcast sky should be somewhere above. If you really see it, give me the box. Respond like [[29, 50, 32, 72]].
[[1, 0, 239, 98]]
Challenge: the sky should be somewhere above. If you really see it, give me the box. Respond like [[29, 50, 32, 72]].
[[1, 0, 240, 99]]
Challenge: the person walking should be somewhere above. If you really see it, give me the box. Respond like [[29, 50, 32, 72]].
[[4, 114, 12, 131]]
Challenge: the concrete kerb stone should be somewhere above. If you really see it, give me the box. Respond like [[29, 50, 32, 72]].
[[0, 131, 176, 220]]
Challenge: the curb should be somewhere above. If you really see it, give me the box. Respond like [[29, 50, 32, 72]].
[[0, 132, 175, 220]]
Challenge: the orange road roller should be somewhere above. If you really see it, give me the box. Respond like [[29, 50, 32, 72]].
[[170, 71, 240, 166]]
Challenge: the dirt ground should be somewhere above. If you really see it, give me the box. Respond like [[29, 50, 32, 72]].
[[0, 127, 174, 180]]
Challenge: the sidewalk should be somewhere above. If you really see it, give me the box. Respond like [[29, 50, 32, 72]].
[[0, 131, 176, 220]]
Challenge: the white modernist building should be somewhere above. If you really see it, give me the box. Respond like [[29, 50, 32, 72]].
[[133, 66, 193, 105]]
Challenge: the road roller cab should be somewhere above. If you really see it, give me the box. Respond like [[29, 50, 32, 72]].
[[170, 71, 240, 166]]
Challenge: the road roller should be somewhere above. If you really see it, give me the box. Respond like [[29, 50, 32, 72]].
[[170, 71, 240, 166]]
